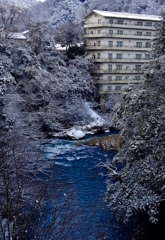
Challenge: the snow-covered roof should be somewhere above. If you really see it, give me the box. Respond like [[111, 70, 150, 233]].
[[55, 43, 83, 51], [9, 33, 26, 39], [55, 44, 66, 51], [84, 10, 161, 21], [9, 31, 29, 40]]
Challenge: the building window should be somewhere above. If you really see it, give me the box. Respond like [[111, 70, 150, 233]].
[[136, 42, 142, 48], [146, 22, 152, 26], [108, 41, 113, 47], [115, 76, 122, 80], [96, 75, 100, 80], [116, 53, 122, 59], [145, 42, 151, 48], [136, 54, 142, 59], [109, 30, 113, 35], [116, 41, 123, 47], [136, 31, 142, 36], [109, 19, 113, 24], [91, 31, 93, 34], [117, 30, 123, 35], [116, 64, 122, 70], [97, 53, 100, 59], [146, 32, 152, 36], [108, 53, 112, 59], [107, 76, 112, 80], [108, 64, 112, 70], [97, 41, 101, 46], [117, 19, 123, 24], [98, 19, 101, 23], [115, 86, 121, 90], [107, 85, 112, 91], [137, 21, 143, 26], [135, 76, 141, 80], [98, 30, 101, 34], [135, 65, 141, 71], [97, 65, 100, 70], [145, 54, 150, 60]]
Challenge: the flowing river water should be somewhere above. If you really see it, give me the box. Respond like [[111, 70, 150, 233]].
[[41, 135, 129, 240]]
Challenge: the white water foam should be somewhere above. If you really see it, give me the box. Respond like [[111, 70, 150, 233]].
[[54, 161, 71, 167]]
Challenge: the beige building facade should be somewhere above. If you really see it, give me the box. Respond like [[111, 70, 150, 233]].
[[84, 10, 161, 97]]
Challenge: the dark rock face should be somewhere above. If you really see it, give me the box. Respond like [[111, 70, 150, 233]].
[[84, 135, 125, 151]]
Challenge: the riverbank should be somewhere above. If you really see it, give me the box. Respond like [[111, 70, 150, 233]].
[[81, 134, 125, 151]]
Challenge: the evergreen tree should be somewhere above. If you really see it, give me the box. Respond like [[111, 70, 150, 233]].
[[152, 11, 165, 58]]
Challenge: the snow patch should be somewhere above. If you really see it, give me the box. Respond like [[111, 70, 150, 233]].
[[67, 128, 85, 140]]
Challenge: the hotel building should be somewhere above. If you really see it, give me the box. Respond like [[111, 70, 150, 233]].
[[84, 10, 161, 99]]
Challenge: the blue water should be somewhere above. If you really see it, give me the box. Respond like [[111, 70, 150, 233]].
[[41, 136, 128, 240]]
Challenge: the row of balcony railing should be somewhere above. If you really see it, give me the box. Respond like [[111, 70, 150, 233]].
[[95, 77, 143, 81], [95, 79, 142, 85], [84, 33, 153, 38], [85, 45, 151, 50], [98, 80, 143, 93], [94, 58, 150, 62], [94, 69, 142, 73], [99, 90, 122, 94], [84, 22, 156, 29], [99, 85, 142, 94]]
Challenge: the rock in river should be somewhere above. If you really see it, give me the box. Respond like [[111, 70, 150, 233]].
[[84, 134, 125, 151]]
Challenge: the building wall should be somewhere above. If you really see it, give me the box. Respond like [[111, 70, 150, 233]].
[[84, 11, 161, 98]]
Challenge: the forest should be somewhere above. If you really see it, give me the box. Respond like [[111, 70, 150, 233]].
[[0, 0, 165, 239]]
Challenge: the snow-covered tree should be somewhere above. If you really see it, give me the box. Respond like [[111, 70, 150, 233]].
[[27, 21, 54, 54], [54, 20, 84, 51], [0, 125, 86, 239], [83, 0, 164, 15], [0, 35, 96, 137], [151, 11, 165, 58], [0, 4, 21, 39], [105, 15, 165, 239]]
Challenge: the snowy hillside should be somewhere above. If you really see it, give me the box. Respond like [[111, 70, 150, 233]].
[[0, 0, 164, 21], [0, 0, 42, 8]]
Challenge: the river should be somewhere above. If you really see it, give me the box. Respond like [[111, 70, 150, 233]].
[[41, 135, 129, 240]]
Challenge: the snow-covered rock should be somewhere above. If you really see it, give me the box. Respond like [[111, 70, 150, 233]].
[[67, 128, 85, 140], [50, 102, 108, 140], [83, 102, 105, 126]]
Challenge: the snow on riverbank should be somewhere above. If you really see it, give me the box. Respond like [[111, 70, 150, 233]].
[[52, 103, 108, 140]]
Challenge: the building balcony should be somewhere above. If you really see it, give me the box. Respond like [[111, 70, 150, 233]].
[[85, 45, 151, 51], [99, 89, 124, 95], [94, 58, 149, 63], [98, 81, 142, 94], [84, 22, 156, 30], [95, 79, 143, 84], [84, 33, 152, 40], [94, 69, 143, 74]]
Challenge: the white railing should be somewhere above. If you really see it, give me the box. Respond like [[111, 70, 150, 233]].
[[85, 45, 151, 51], [84, 21, 156, 27], [85, 32, 153, 38], [94, 58, 149, 62]]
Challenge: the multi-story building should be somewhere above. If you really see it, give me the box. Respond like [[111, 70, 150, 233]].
[[84, 10, 161, 100]]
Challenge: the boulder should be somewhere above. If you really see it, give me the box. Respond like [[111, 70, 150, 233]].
[[84, 134, 125, 151]]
